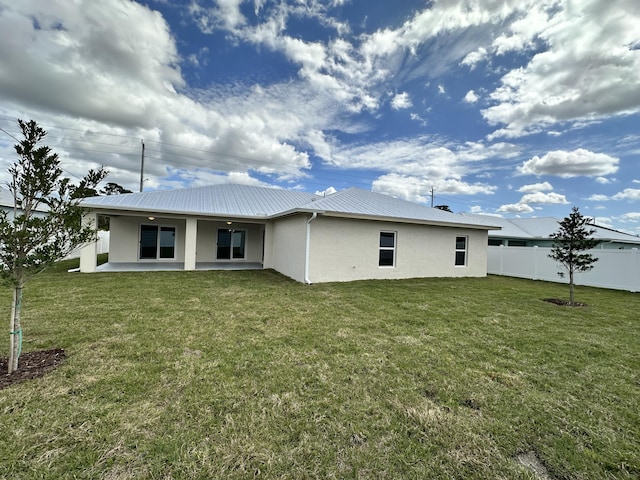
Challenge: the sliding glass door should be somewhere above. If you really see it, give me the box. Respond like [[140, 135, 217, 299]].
[[140, 225, 175, 260], [217, 229, 246, 260]]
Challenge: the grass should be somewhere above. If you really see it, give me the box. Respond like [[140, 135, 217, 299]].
[[0, 259, 638, 479]]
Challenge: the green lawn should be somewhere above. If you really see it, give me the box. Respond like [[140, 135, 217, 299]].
[[1, 260, 638, 479]]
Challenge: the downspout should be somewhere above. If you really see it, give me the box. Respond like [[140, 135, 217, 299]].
[[304, 212, 318, 284]]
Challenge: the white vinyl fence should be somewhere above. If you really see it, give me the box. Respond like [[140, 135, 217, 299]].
[[488, 245, 640, 292], [65, 231, 110, 260]]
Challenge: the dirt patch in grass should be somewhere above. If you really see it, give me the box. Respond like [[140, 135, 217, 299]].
[[516, 451, 555, 479], [543, 298, 587, 307], [0, 349, 65, 390]]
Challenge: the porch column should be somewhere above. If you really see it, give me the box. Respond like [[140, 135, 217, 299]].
[[184, 218, 197, 271], [79, 212, 98, 273]]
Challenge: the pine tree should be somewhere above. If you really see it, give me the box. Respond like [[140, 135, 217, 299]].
[[0, 120, 107, 373], [549, 207, 600, 306]]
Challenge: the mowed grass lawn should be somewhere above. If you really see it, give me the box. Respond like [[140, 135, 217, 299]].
[[1, 260, 638, 479]]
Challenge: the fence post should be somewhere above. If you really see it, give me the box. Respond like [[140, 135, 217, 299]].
[[499, 245, 504, 275], [633, 248, 639, 293], [533, 245, 539, 280]]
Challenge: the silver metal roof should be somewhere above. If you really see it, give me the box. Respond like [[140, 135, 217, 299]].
[[81, 184, 320, 218], [467, 214, 640, 243], [299, 188, 499, 228], [462, 214, 533, 238], [81, 184, 499, 229]]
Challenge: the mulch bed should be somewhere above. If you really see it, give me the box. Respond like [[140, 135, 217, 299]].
[[543, 298, 587, 307], [0, 348, 66, 390]]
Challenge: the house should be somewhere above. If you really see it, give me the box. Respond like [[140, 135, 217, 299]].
[[0, 187, 48, 219], [78, 184, 500, 283], [463, 215, 640, 249]]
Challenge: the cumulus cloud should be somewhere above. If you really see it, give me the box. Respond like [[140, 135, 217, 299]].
[[519, 192, 568, 204], [518, 149, 619, 178], [483, 0, 640, 138], [619, 212, 640, 221], [0, 0, 333, 188], [460, 47, 488, 69], [612, 189, 640, 201], [463, 90, 479, 104], [588, 194, 609, 201], [517, 181, 553, 193], [372, 173, 496, 204], [497, 203, 535, 214], [315, 186, 337, 196], [391, 92, 412, 110]]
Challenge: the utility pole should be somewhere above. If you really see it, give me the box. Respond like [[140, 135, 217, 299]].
[[430, 186, 435, 208], [139, 139, 145, 192]]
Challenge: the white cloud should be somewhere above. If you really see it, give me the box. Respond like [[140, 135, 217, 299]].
[[463, 90, 479, 104], [438, 84, 446, 94], [327, 136, 518, 191], [612, 189, 640, 201], [518, 149, 619, 178], [315, 186, 337, 196], [460, 47, 488, 69], [517, 181, 553, 193], [391, 92, 412, 110], [483, 0, 640, 138], [497, 203, 535, 214], [519, 192, 568, 205], [410, 113, 428, 126], [588, 194, 609, 201], [0, 0, 324, 189], [619, 212, 640, 222], [595, 176, 612, 184], [372, 173, 496, 204]]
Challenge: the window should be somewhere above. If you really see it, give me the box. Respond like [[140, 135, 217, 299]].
[[379, 231, 396, 267], [507, 239, 527, 247], [455, 236, 467, 266], [488, 238, 503, 246], [140, 225, 175, 259]]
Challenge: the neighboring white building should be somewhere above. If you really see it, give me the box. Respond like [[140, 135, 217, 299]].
[[79, 184, 500, 284], [463, 214, 640, 249], [0, 187, 49, 219]]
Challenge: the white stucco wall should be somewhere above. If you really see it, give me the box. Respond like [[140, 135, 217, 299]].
[[269, 214, 309, 282], [195, 220, 264, 263], [109, 216, 186, 262], [109, 216, 265, 264], [307, 216, 488, 283]]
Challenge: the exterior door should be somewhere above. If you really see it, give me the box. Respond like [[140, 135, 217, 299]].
[[140, 225, 175, 259], [217, 229, 246, 260]]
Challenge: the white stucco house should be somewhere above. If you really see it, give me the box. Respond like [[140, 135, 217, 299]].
[[463, 214, 640, 249], [0, 187, 49, 219], [78, 184, 500, 283]]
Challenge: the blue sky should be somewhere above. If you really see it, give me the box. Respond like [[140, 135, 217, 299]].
[[0, 0, 639, 233]]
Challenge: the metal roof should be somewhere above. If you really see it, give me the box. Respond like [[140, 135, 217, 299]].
[[299, 188, 499, 228], [462, 214, 534, 238], [467, 214, 640, 243], [81, 184, 500, 229], [0, 187, 49, 212], [81, 184, 320, 218]]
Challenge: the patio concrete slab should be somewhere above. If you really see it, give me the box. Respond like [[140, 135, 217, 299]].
[[95, 262, 263, 272]]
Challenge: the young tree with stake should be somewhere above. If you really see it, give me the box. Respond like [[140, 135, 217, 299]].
[[0, 120, 107, 373], [549, 207, 600, 306]]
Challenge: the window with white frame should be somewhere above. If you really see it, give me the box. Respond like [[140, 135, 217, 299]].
[[379, 231, 396, 267], [455, 236, 467, 266]]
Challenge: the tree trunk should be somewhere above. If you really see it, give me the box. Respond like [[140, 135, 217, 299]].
[[569, 269, 575, 306], [8, 285, 23, 374]]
